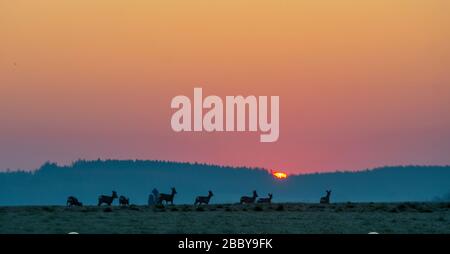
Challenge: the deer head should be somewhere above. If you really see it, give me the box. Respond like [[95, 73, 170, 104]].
[[112, 191, 118, 198], [208, 190, 214, 197], [171, 187, 177, 195], [253, 190, 258, 198]]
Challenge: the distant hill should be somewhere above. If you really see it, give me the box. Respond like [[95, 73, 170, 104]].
[[1, 160, 450, 205]]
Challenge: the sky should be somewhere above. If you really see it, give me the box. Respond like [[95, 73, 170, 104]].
[[1, 0, 450, 173]]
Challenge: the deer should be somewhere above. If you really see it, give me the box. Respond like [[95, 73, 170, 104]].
[[98, 191, 118, 206], [119, 195, 130, 206], [195, 190, 214, 205], [257, 193, 273, 204], [148, 188, 159, 205], [240, 190, 258, 204], [320, 190, 332, 204], [157, 187, 177, 205], [66, 196, 83, 207]]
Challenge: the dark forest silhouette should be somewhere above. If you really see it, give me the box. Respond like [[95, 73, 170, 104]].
[[0, 159, 449, 205]]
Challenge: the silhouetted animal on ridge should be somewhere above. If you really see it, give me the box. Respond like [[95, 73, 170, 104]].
[[320, 190, 331, 204], [119, 195, 130, 206], [66, 196, 83, 207], [257, 193, 273, 204], [148, 188, 159, 205], [195, 191, 214, 205], [240, 190, 258, 204], [158, 187, 177, 205], [98, 191, 118, 206]]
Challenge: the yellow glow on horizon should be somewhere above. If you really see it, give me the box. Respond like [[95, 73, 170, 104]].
[[273, 172, 288, 179]]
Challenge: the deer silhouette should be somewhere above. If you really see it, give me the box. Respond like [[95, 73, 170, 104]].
[[320, 190, 331, 204], [98, 191, 118, 206], [158, 187, 177, 205], [195, 191, 214, 205], [119, 195, 130, 206], [257, 193, 273, 204], [240, 190, 258, 204], [148, 188, 159, 206], [66, 196, 83, 207]]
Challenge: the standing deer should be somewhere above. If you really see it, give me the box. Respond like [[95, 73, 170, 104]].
[[158, 187, 177, 205], [98, 191, 118, 206], [257, 193, 273, 204], [148, 188, 159, 206], [320, 190, 332, 204], [240, 190, 258, 204], [119, 195, 130, 206], [195, 191, 214, 205], [66, 196, 83, 207]]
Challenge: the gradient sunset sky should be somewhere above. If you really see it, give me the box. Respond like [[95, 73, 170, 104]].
[[1, 0, 449, 173]]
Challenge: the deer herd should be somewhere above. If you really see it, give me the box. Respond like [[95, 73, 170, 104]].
[[66, 189, 332, 207]]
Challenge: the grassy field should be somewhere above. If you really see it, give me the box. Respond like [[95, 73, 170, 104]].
[[1, 202, 449, 234]]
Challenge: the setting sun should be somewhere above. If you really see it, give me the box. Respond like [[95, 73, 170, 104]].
[[272, 171, 288, 180]]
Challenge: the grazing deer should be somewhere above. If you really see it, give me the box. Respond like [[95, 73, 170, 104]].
[[98, 191, 118, 206], [66, 196, 83, 207], [257, 193, 273, 204], [240, 190, 258, 204], [320, 190, 332, 204], [157, 187, 177, 205], [119, 195, 130, 206], [195, 190, 214, 205]]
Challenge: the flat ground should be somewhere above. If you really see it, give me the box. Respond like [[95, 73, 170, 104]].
[[1, 202, 449, 234]]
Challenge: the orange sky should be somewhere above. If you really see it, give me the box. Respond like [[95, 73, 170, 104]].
[[1, 0, 450, 173]]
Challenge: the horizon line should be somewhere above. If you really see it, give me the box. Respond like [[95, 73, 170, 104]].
[[1, 158, 449, 176]]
